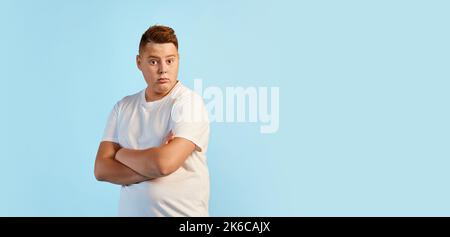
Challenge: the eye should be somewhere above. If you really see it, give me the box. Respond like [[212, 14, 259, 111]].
[[167, 59, 174, 64], [149, 60, 158, 65]]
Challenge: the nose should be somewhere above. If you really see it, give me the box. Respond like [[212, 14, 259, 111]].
[[158, 61, 168, 75]]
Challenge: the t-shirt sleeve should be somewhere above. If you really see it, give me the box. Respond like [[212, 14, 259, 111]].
[[101, 102, 120, 143], [170, 93, 210, 152]]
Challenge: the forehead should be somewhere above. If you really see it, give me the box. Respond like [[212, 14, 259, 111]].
[[141, 42, 178, 57]]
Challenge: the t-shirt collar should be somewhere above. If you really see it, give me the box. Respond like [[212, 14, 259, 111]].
[[140, 80, 181, 107]]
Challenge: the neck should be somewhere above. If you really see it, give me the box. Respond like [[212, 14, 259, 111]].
[[145, 80, 178, 102]]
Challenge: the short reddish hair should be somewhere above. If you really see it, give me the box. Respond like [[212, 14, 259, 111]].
[[139, 25, 178, 53]]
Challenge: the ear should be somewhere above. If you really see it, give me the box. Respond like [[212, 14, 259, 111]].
[[136, 55, 142, 71]]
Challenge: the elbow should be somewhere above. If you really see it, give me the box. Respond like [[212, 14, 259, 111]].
[[144, 148, 175, 177], [94, 160, 106, 181], [158, 164, 175, 176], [94, 168, 105, 181], [153, 156, 176, 177], [94, 169, 105, 181], [153, 161, 174, 177]]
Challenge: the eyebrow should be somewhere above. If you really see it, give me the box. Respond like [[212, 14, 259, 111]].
[[146, 54, 177, 59]]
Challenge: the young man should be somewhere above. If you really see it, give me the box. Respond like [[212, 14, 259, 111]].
[[94, 25, 210, 217]]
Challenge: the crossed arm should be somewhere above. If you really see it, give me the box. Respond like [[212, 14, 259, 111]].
[[94, 134, 196, 185]]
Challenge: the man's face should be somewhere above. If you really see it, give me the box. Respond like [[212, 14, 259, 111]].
[[137, 42, 179, 98]]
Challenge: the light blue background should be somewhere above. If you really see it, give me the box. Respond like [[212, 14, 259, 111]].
[[1, 0, 449, 216]]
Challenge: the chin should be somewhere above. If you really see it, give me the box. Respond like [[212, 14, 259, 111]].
[[155, 83, 171, 94]]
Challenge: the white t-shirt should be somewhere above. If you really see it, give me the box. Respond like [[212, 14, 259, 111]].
[[101, 81, 210, 217]]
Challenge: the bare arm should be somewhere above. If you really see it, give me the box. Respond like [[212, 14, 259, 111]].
[[115, 137, 196, 178], [94, 141, 151, 185]]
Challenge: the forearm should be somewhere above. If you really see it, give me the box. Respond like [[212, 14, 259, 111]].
[[115, 147, 165, 178], [115, 138, 196, 178], [95, 157, 150, 185]]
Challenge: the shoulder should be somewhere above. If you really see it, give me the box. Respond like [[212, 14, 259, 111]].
[[113, 90, 143, 112], [170, 83, 205, 106], [169, 83, 209, 124]]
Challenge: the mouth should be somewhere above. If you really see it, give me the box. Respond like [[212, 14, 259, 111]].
[[157, 78, 170, 84]]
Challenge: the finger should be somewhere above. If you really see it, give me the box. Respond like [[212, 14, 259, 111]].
[[164, 131, 175, 144]]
